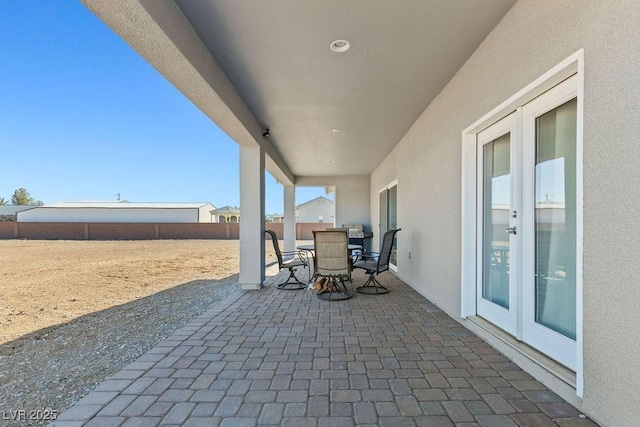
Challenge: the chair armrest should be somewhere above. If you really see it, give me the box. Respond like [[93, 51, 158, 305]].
[[359, 252, 380, 259], [281, 250, 309, 264], [281, 250, 305, 256], [352, 251, 379, 263]]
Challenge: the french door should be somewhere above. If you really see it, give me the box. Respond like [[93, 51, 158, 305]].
[[476, 112, 519, 336], [476, 75, 578, 370]]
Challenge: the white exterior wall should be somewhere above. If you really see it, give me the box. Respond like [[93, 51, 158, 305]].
[[370, 2, 640, 426], [283, 185, 295, 252], [18, 208, 200, 223], [333, 176, 370, 230], [239, 144, 265, 289]]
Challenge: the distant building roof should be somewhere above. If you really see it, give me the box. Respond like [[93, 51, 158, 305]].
[[295, 196, 333, 209], [0, 205, 38, 215], [210, 205, 240, 214], [45, 201, 215, 209]]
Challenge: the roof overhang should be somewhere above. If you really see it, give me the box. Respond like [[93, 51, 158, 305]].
[[82, 0, 516, 183]]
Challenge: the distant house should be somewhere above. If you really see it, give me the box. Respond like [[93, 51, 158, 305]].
[[266, 213, 284, 223], [210, 206, 240, 223], [295, 196, 334, 224], [17, 201, 216, 223]]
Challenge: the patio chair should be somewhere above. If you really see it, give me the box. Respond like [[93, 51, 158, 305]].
[[353, 228, 401, 295], [313, 230, 352, 300], [265, 230, 308, 290], [324, 227, 355, 281]]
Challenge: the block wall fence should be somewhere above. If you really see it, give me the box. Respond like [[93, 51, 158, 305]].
[[0, 222, 327, 240]]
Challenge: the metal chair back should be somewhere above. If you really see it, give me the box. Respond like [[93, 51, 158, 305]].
[[313, 230, 350, 277], [377, 229, 401, 273], [265, 229, 284, 266]]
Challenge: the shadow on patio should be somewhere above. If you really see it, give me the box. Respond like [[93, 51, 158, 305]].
[[51, 266, 597, 426]]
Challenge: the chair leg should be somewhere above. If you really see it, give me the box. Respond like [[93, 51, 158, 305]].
[[355, 272, 389, 295], [277, 267, 306, 290]]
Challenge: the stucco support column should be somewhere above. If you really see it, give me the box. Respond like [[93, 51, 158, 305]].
[[283, 185, 295, 253], [239, 145, 265, 290]]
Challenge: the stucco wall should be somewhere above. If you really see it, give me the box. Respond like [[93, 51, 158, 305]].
[[371, 1, 640, 425], [0, 222, 328, 241], [0, 223, 15, 239], [334, 176, 370, 231]]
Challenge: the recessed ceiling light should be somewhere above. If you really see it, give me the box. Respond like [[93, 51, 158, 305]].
[[330, 39, 350, 53], [329, 160, 336, 163], [331, 129, 340, 133]]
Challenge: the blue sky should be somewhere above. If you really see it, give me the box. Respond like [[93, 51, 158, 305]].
[[0, 1, 328, 214]]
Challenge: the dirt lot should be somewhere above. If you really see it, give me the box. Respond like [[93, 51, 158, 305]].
[[0, 239, 276, 344], [0, 239, 287, 424]]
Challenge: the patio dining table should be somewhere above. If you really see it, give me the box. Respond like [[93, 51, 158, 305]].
[[296, 243, 363, 252], [297, 243, 363, 285]]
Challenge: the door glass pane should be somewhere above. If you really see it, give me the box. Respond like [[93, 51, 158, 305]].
[[482, 134, 510, 309], [379, 189, 388, 235], [387, 185, 398, 266], [535, 98, 577, 340]]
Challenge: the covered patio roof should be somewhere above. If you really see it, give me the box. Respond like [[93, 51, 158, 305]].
[[81, 0, 515, 183]]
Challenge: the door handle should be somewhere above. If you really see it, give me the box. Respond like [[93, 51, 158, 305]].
[[506, 226, 517, 235]]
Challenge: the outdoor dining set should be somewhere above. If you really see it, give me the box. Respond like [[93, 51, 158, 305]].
[[265, 227, 400, 301]]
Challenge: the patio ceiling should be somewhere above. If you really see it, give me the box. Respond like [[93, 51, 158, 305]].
[[83, 0, 515, 182], [173, 0, 516, 178]]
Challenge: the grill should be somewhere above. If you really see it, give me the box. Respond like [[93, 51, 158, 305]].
[[342, 224, 374, 249], [344, 223, 364, 239]]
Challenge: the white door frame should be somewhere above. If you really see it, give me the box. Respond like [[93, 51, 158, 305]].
[[461, 49, 584, 395], [379, 179, 398, 271]]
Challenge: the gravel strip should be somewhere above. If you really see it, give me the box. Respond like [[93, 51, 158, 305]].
[[0, 276, 239, 426]]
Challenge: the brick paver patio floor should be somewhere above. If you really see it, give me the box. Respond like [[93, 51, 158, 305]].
[[51, 266, 597, 426]]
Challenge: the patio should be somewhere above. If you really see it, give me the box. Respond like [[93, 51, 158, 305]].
[[51, 266, 596, 427]]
